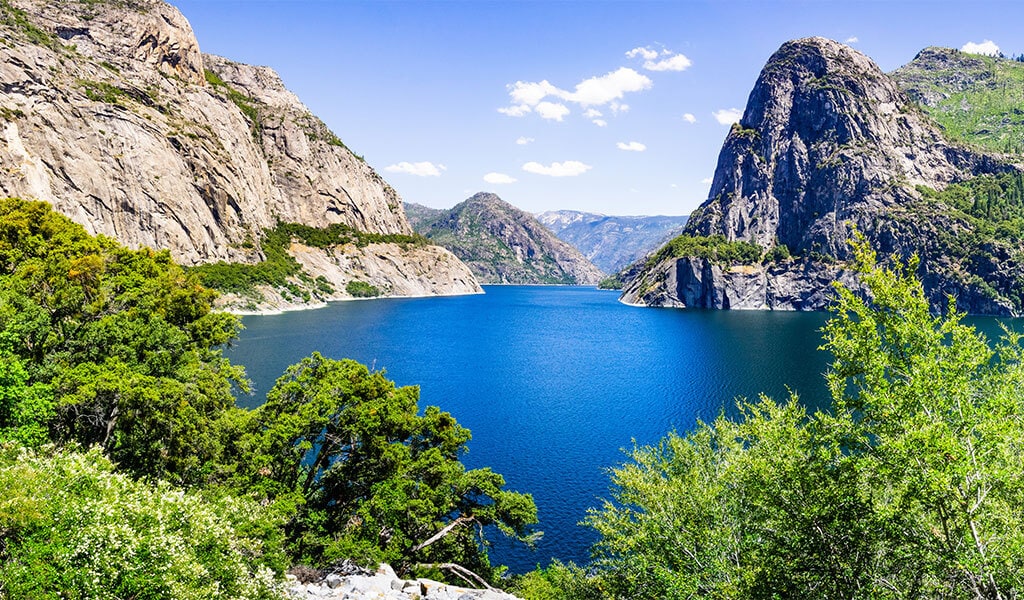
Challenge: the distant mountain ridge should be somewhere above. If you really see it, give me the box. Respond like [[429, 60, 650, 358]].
[[537, 210, 689, 273], [406, 194, 604, 285]]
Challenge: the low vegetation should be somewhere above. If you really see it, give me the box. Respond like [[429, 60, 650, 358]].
[[0, 199, 536, 597], [346, 280, 381, 297], [189, 221, 429, 299], [903, 51, 1024, 154], [646, 233, 764, 267]]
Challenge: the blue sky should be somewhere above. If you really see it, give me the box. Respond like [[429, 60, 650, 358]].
[[173, 0, 1023, 216]]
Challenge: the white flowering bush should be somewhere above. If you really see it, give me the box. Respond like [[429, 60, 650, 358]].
[[0, 445, 288, 599]]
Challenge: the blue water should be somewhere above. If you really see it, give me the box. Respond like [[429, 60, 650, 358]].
[[224, 286, 1018, 573]]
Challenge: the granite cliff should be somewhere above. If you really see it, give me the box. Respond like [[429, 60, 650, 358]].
[[622, 37, 1022, 315], [536, 210, 689, 273], [408, 193, 604, 285], [0, 0, 480, 309]]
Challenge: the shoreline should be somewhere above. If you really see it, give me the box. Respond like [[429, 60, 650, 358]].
[[225, 289, 486, 317]]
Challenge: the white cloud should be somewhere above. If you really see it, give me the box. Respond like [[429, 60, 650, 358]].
[[535, 101, 570, 121], [384, 161, 446, 177], [670, 183, 678, 188], [701, 177, 713, 184], [500, 66, 651, 123], [498, 104, 531, 117], [713, 108, 743, 125], [515, 136, 534, 145], [566, 67, 652, 106], [627, 45, 692, 72], [845, 36, 859, 44], [484, 172, 517, 184], [610, 101, 629, 114], [522, 160, 592, 177], [592, 119, 608, 127], [682, 113, 697, 124], [644, 53, 692, 72], [508, 80, 563, 106], [961, 39, 1001, 56], [583, 108, 603, 119], [617, 141, 647, 152], [626, 47, 659, 61]]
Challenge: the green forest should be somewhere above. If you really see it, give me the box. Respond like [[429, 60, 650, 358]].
[[2, 199, 1024, 599]]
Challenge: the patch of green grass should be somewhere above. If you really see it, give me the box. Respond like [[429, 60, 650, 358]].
[[647, 234, 764, 267], [189, 222, 428, 298], [78, 79, 125, 104], [345, 280, 381, 298]]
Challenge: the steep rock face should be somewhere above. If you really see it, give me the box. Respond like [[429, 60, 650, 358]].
[[537, 210, 688, 273], [623, 258, 860, 310], [0, 0, 475, 306], [624, 37, 1018, 314], [412, 193, 604, 285]]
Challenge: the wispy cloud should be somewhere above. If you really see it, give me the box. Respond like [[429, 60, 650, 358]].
[[961, 39, 1000, 56], [701, 177, 713, 184], [484, 172, 517, 184], [515, 136, 534, 145], [845, 36, 859, 44], [385, 161, 446, 177], [500, 68, 652, 120], [712, 108, 742, 125], [522, 160, 592, 177], [682, 113, 697, 124], [617, 141, 647, 152], [627, 45, 693, 72]]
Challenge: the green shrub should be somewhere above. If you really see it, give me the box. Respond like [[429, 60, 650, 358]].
[[648, 234, 763, 267], [345, 280, 381, 298], [0, 445, 287, 600]]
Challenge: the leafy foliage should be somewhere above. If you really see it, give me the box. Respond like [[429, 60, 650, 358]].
[[581, 241, 1024, 598], [346, 280, 382, 297], [0, 198, 244, 485], [647, 234, 763, 267], [0, 199, 536, 588], [0, 445, 286, 600], [221, 354, 539, 581]]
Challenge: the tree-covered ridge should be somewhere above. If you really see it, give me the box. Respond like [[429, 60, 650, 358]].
[[893, 47, 1024, 155], [910, 171, 1024, 311], [0, 199, 536, 597]]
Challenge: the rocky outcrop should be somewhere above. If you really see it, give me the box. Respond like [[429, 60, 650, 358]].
[[623, 257, 861, 310], [0, 0, 476, 307], [537, 210, 688, 273], [410, 193, 605, 285], [624, 37, 1020, 314], [288, 563, 521, 600]]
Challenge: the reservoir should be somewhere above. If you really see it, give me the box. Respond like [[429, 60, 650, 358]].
[[225, 286, 1013, 572]]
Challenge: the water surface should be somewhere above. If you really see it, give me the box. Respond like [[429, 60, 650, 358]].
[[226, 286, 1016, 572]]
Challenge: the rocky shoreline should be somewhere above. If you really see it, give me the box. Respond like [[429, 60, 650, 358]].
[[287, 563, 521, 600]]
